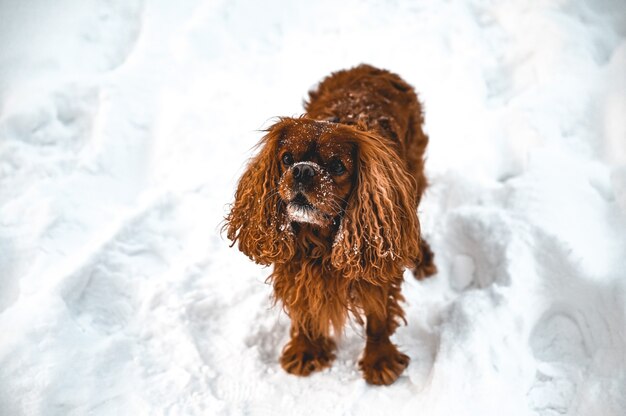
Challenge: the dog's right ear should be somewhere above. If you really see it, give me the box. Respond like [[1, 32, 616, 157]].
[[225, 118, 296, 265]]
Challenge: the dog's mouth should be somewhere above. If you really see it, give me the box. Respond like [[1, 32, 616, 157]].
[[286, 193, 329, 226]]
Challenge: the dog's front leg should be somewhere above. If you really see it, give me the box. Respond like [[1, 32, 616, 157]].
[[358, 283, 409, 385], [279, 320, 337, 377]]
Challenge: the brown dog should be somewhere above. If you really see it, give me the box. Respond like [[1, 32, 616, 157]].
[[226, 64, 436, 385]]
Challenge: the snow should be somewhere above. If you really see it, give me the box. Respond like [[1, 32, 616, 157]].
[[1, 0, 625, 415], [287, 203, 325, 227]]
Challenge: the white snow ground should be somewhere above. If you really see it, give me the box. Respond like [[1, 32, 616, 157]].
[[1, 0, 625, 414]]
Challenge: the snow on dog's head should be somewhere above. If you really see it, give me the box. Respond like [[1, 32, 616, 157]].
[[225, 116, 421, 280]]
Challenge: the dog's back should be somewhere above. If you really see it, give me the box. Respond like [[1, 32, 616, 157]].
[[305, 64, 429, 201]]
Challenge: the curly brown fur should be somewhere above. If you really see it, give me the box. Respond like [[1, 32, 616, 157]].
[[226, 64, 436, 385]]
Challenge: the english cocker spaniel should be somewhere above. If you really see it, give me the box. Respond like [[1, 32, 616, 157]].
[[226, 64, 436, 385]]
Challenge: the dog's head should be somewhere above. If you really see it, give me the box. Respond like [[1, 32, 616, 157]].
[[226, 117, 420, 280], [276, 120, 355, 228]]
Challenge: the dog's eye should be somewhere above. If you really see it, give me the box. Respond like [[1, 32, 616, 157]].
[[328, 159, 346, 175], [282, 152, 294, 166]]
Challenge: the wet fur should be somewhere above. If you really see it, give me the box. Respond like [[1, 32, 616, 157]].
[[226, 64, 436, 385]]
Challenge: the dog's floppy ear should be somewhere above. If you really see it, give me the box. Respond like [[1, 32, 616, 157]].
[[331, 130, 420, 283], [226, 118, 296, 265]]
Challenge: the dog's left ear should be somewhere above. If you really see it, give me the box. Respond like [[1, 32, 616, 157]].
[[225, 118, 296, 265], [331, 130, 420, 283]]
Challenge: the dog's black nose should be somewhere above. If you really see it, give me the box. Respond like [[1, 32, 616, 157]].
[[292, 164, 315, 185]]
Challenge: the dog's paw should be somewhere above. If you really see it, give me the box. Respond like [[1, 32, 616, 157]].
[[413, 239, 437, 280], [413, 262, 438, 280], [359, 342, 409, 385], [280, 335, 336, 376]]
